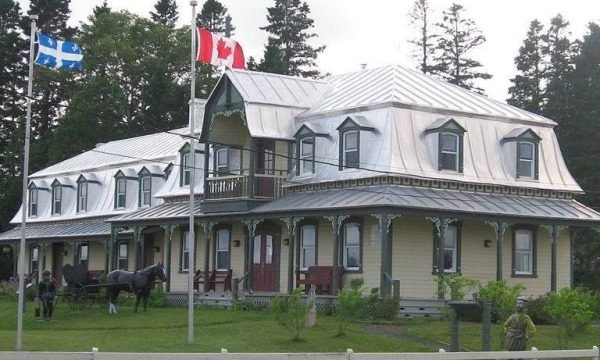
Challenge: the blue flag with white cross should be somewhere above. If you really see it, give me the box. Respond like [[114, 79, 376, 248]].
[[34, 32, 84, 70]]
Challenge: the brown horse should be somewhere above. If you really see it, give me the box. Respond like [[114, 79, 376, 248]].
[[106, 263, 167, 314]]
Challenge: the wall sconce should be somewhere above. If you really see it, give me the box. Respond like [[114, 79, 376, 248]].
[[283, 238, 289, 246], [483, 239, 492, 248], [153, 246, 160, 253], [233, 240, 240, 247]]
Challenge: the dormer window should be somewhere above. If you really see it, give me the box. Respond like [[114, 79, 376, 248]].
[[29, 187, 38, 217], [336, 116, 375, 171], [182, 152, 191, 186], [140, 176, 151, 207], [51, 180, 62, 215], [294, 124, 327, 176], [425, 118, 466, 173], [77, 181, 88, 212], [114, 169, 136, 209], [503, 128, 541, 180]]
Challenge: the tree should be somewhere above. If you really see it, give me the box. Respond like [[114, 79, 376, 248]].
[[259, 0, 325, 78], [92, 1, 111, 19], [408, 0, 436, 74], [150, 0, 178, 27], [507, 20, 545, 114], [433, 3, 491, 92], [197, 0, 234, 35]]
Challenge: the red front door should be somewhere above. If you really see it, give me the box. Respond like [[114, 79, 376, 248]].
[[252, 233, 278, 292]]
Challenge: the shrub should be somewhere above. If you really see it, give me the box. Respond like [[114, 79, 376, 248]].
[[545, 287, 593, 349], [270, 287, 312, 341], [149, 287, 167, 308], [524, 295, 552, 325], [232, 297, 257, 311], [0, 281, 17, 302], [436, 274, 479, 301], [581, 290, 600, 321], [478, 280, 525, 323], [336, 278, 365, 337]]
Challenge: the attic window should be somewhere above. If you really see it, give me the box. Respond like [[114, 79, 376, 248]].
[[336, 116, 375, 171], [77, 181, 88, 212], [502, 128, 541, 180], [29, 187, 38, 217], [425, 118, 466, 173], [114, 170, 135, 209], [51, 181, 62, 215], [294, 124, 327, 176]]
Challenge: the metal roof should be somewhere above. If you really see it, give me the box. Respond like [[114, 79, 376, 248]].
[[251, 185, 600, 225], [0, 220, 114, 242], [30, 129, 188, 178], [110, 201, 203, 223], [300, 65, 556, 125]]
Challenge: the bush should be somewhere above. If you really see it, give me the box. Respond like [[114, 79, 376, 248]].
[[0, 281, 17, 301], [232, 297, 257, 311], [478, 280, 525, 323], [524, 295, 552, 325], [336, 278, 365, 337], [581, 290, 600, 321], [270, 287, 312, 341], [436, 274, 479, 301], [148, 287, 167, 308], [545, 287, 593, 349]]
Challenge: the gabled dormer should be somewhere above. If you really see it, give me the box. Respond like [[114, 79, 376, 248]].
[[50, 178, 74, 215], [137, 166, 165, 207], [425, 118, 467, 173], [27, 181, 49, 217], [503, 128, 542, 180], [76, 174, 100, 213], [337, 116, 375, 170], [294, 124, 328, 176], [114, 169, 137, 209]]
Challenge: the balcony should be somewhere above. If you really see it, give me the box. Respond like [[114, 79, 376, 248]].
[[205, 169, 287, 201]]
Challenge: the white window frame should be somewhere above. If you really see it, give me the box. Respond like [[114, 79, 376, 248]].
[[118, 242, 128, 270], [140, 176, 152, 207], [52, 185, 62, 215], [215, 229, 230, 271], [514, 229, 534, 275], [181, 231, 191, 272], [30, 245, 39, 273], [443, 225, 458, 273], [517, 141, 535, 179], [342, 130, 359, 169], [300, 225, 316, 270], [182, 152, 191, 186], [215, 148, 229, 175], [115, 178, 126, 209], [29, 188, 38, 217], [299, 138, 315, 175], [439, 132, 459, 171], [78, 181, 88, 212], [343, 222, 361, 271], [78, 243, 89, 265]]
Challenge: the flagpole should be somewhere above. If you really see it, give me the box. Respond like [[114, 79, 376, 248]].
[[16, 14, 38, 351], [188, 0, 198, 345]]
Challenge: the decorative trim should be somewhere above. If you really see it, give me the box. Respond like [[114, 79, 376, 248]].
[[427, 217, 457, 238], [324, 215, 350, 233], [242, 219, 263, 238], [485, 221, 511, 238], [540, 224, 568, 237], [200, 221, 217, 236], [209, 109, 246, 133], [282, 217, 304, 233], [160, 224, 175, 240], [371, 213, 401, 234]]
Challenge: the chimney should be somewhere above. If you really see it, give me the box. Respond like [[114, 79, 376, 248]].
[[360, 63, 367, 70]]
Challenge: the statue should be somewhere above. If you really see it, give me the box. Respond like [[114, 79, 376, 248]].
[[37, 270, 56, 321], [503, 296, 536, 351]]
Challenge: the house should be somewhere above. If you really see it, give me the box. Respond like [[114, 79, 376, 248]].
[[2, 65, 599, 308]]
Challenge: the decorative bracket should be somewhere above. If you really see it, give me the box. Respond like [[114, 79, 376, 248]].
[[427, 217, 457, 238], [242, 219, 264, 238], [133, 226, 146, 244], [200, 221, 217, 236], [371, 213, 401, 235], [325, 215, 350, 233], [485, 221, 510, 239], [282, 217, 304, 233], [160, 224, 176, 241], [541, 224, 569, 243]]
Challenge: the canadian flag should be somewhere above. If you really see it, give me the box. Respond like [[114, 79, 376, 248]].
[[197, 28, 245, 69]]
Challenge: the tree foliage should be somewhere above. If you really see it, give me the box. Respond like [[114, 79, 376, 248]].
[[433, 3, 491, 92], [408, 0, 436, 74], [259, 0, 324, 78], [150, 0, 178, 27], [545, 287, 593, 348], [197, 0, 234, 35], [270, 287, 312, 342]]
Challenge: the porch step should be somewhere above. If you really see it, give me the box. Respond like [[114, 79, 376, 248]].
[[194, 292, 233, 309], [398, 299, 447, 318]]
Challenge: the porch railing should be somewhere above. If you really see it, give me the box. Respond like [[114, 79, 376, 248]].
[[383, 272, 400, 300], [205, 169, 287, 200]]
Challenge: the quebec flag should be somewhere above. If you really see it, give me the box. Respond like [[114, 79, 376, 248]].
[[34, 32, 83, 70]]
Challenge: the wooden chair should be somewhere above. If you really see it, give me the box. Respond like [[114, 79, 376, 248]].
[[209, 269, 232, 292], [296, 266, 344, 295]]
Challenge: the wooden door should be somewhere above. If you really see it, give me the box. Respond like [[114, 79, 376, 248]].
[[251, 233, 278, 292], [143, 234, 155, 268], [256, 140, 275, 197], [52, 243, 64, 286]]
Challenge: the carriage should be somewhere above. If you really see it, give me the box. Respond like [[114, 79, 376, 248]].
[[61, 264, 110, 309]]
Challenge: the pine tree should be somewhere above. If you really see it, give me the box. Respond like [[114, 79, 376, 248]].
[[92, 1, 111, 20], [542, 14, 574, 124], [408, 0, 436, 74], [507, 19, 545, 114], [150, 0, 178, 27], [246, 56, 259, 71], [259, 0, 325, 78], [433, 3, 491, 92], [197, 0, 234, 35]]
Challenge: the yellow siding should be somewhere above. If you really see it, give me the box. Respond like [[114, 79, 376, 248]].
[[88, 241, 105, 271], [274, 140, 289, 173], [209, 114, 248, 146]]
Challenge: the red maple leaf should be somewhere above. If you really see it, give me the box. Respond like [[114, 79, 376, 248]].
[[217, 38, 232, 60]]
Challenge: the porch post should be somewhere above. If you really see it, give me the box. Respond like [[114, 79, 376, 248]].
[[325, 215, 349, 295], [243, 219, 262, 292], [282, 217, 303, 293], [372, 213, 400, 298], [486, 221, 508, 281], [72, 240, 78, 265], [248, 139, 256, 199], [427, 217, 456, 299], [133, 226, 144, 270], [203, 143, 210, 199], [542, 224, 567, 293], [160, 224, 175, 292], [201, 221, 216, 292]]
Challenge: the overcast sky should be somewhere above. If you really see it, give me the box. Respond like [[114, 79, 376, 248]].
[[17, 0, 600, 101]]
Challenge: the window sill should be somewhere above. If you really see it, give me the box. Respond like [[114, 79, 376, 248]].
[[439, 169, 463, 175], [511, 273, 537, 278], [296, 173, 315, 179], [338, 168, 360, 173], [178, 270, 190, 274], [344, 268, 362, 274], [515, 177, 539, 183]]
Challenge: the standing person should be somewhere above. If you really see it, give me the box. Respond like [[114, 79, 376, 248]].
[[503, 296, 536, 351], [38, 270, 56, 321]]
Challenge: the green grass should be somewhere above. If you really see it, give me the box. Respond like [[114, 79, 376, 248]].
[[0, 300, 429, 353]]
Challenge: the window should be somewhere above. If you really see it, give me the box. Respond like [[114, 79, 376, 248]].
[[181, 230, 191, 272], [182, 152, 191, 186], [517, 142, 535, 179], [513, 228, 536, 276], [115, 178, 126, 208], [299, 138, 315, 175], [30, 245, 39, 274], [300, 225, 316, 270], [343, 222, 361, 271], [118, 242, 128, 270], [439, 133, 459, 171], [215, 229, 230, 270], [140, 176, 151, 207], [342, 130, 359, 169], [77, 181, 88, 212], [52, 185, 62, 215], [78, 243, 89, 269], [29, 188, 38, 217], [215, 148, 229, 176], [432, 224, 461, 274]]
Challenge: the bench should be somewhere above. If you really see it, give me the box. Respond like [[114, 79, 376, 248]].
[[296, 266, 344, 295], [194, 269, 232, 292]]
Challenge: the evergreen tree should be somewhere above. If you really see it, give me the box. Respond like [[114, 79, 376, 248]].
[[507, 19, 545, 114], [92, 1, 111, 19], [259, 0, 325, 78], [246, 56, 259, 71], [542, 14, 574, 125], [197, 0, 234, 35], [433, 3, 491, 92], [150, 0, 178, 27], [408, 0, 436, 74]]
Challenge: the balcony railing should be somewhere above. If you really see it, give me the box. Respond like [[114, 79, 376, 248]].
[[205, 170, 287, 200]]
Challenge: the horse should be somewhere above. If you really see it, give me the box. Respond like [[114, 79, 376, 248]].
[[106, 262, 167, 314]]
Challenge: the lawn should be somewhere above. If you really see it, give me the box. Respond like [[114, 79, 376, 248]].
[[1, 300, 598, 353]]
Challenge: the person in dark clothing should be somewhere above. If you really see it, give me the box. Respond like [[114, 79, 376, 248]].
[[38, 270, 56, 321]]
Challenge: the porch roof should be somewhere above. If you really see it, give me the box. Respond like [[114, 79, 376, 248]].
[[110, 201, 203, 223], [0, 220, 114, 242], [250, 185, 600, 226]]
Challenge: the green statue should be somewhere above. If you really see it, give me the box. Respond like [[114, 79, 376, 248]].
[[503, 296, 536, 351]]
